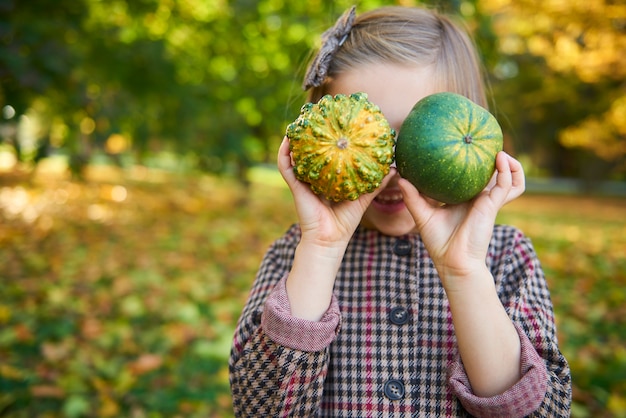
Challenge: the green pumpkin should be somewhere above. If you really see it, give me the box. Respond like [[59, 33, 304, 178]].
[[395, 92, 504, 204], [286, 92, 396, 202]]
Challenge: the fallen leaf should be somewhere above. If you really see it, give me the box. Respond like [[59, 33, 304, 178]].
[[128, 353, 163, 376], [31, 385, 65, 398]]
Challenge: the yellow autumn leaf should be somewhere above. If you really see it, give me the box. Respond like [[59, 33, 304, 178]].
[[0, 364, 25, 380]]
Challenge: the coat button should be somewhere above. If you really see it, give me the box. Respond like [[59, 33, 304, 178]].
[[392, 239, 412, 256], [383, 379, 405, 400], [389, 307, 409, 325]]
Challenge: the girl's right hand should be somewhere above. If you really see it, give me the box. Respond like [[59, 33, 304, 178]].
[[278, 136, 395, 320], [277, 136, 395, 249]]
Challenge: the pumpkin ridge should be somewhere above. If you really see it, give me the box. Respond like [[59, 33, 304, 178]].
[[471, 140, 498, 161], [328, 97, 354, 144]]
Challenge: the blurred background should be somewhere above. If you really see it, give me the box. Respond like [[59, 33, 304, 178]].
[[0, 0, 624, 417]]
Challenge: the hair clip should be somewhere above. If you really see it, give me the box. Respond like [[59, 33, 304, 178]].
[[303, 6, 356, 90]]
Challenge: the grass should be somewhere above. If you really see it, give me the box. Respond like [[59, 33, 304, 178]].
[[497, 194, 626, 417], [0, 164, 624, 417]]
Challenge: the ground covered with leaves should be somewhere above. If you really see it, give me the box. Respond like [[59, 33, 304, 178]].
[[0, 165, 625, 417]]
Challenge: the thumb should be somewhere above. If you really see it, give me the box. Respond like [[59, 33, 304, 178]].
[[277, 136, 301, 190], [397, 178, 437, 230]]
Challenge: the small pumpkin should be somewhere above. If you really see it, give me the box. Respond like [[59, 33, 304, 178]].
[[395, 92, 504, 204], [286, 92, 396, 202]]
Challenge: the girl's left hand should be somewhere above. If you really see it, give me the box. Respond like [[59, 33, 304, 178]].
[[398, 151, 525, 289]]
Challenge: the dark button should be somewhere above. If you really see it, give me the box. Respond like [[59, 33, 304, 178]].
[[389, 307, 409, 325], [383, 379, 405, 400], [392, 239, 412, 256]]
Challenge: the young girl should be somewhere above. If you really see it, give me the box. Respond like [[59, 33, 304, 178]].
[[229, 6, 571, 417]]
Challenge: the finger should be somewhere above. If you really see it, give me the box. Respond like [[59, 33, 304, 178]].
[[278, 137, 317, 203], [507, 153, 526, 194], [397, 178, 436, 229], [488, 151, 527, 207], [484, 169, 498, 192], [277, 137, 297, 184], [328, 170, 399, 231], [277, 136, 290, 169], [496, 152, 525, 204], [373, 167, 398, 196], [486, 152, 513, 206], [397, 177, 418, 201], [348, 167, 398, 211]]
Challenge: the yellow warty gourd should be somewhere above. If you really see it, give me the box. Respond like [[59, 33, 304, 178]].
[[286, 93, 396, 202]]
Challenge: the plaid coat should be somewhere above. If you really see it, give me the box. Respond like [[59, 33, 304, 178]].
[[230, 224, 571, 417]]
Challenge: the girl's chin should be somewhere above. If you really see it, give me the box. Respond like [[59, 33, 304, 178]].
[[361, 198, 417, 236], [360, 215, 417, 237]]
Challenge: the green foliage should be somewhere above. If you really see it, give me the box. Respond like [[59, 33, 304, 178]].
[[0, 0, 372, 176], [484, 0, 626, 180], [1, 0, 624, 181], [0, 166, 625, 416]]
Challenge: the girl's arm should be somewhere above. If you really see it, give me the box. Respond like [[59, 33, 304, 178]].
[[229, 227, 340, 417], [277, 136, 396, 321], [399, 152, 527, 396], [444, 265, 523, 396], [448, 226, 571, 417], [402, 153, 571, 417]]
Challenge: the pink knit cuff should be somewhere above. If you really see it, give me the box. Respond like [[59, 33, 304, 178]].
[[448, 323, 548, 418], [261, 275, 341, 352]]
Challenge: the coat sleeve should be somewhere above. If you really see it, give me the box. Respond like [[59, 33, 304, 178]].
[[229, 225, 341, 417], [447, 226, 572, 417]]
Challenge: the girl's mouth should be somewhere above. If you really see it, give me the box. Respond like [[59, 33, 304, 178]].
[[372, 189, 405, 213], [374, 191, 403, 204]]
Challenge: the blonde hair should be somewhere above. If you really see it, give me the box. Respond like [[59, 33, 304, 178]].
[[306, 7, 487, 108]]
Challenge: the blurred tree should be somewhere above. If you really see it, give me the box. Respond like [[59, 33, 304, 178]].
[[0, 0, 370, 178], [1, 0, 624, 182], [0, 0, 87, 164], [483, 0, 626, 181]]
